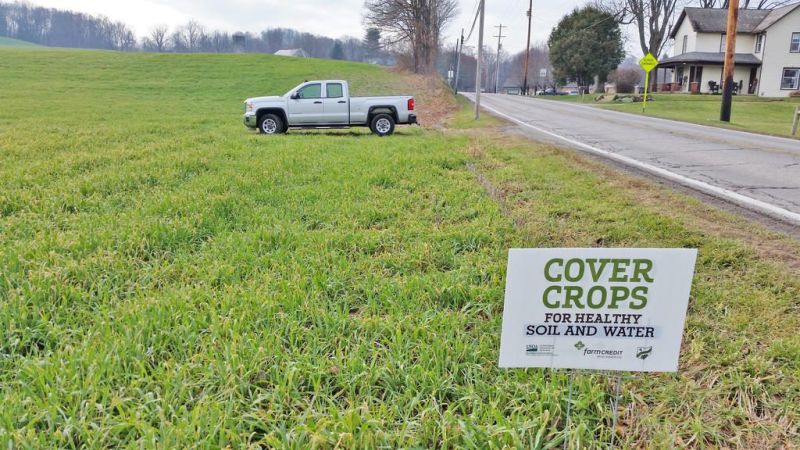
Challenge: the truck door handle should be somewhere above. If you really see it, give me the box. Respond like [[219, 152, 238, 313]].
[[314, 101, 322, 104], [337, 101, 346, 104]]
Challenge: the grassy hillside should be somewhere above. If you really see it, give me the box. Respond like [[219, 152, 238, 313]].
[[1, 49, 798, 448], [0, 37, 41, 48]]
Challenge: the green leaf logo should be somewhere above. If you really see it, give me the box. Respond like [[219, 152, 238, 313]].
[[636, 346, 653, 360], [574, 341, 585, 350]]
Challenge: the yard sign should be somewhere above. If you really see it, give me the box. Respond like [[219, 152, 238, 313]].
[[499, 248, 696, 372], [639, 53, 658, 113]]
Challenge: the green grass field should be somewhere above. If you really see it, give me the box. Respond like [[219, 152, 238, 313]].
[[0, 37, 41, 48], [1, 49, 798, 448], [540, 93, 800, 138]]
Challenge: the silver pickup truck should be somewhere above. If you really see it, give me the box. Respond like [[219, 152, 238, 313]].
[[243, 80, 417, 136]]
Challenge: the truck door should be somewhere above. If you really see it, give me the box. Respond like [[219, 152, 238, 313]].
[[322, 82, 349, 124], [287, 83, 323, 124]]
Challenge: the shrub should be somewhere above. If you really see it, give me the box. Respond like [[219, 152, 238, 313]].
[[608, 68, 642, 94]]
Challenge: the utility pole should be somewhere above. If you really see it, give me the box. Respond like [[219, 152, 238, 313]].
[[720, 0, 739, 122], [522, 0, 533, 96], [450, 39, 458, 90], [475, 0, 485, 120], [493, 24, 506, 94], [454, 29, 464, 95]]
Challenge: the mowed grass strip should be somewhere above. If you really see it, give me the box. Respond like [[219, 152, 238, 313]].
[[0, 49, 798, 448], [541, 93, 800, 138]]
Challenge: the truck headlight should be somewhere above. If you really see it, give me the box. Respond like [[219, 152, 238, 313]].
[[245, 102, 254, 113]]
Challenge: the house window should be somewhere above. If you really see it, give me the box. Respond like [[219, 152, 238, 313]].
[[682, 35, 688, 54], [791, 32, 800, 52], [781, 68, 800, 90], [719, 33, 727, 52], [755, 34, 764, 53]]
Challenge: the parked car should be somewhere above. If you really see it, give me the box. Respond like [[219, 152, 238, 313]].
[[243, 80, 416, 136]]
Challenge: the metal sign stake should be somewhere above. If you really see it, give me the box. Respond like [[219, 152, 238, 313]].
[[562, 371, 575, 450], [561, 371, 627, 449], [609, 374, 623, 449]]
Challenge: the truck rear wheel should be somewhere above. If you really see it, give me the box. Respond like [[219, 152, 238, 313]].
[[370, 114, 395, 137], [258, 114, 284, 135]]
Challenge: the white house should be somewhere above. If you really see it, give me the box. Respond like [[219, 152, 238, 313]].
[[656, 4, 800, 97]]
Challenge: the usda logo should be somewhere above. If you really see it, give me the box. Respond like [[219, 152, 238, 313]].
[[636, 346, 653, 360]]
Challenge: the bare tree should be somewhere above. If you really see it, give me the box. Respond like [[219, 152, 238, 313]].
[[110, 21, 136, 51], [180, 20, 204, 52], [508, 43, 553, 92], [170, 29, 186, 52], [596, 0, 678, 58], [210, 31, 231, 53], [363, 0, 459, 73], [149, 25, 168, 52]]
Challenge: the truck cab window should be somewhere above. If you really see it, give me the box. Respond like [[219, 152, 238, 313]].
[[298, 84, 321, 99], [327, 83, 343, 98]]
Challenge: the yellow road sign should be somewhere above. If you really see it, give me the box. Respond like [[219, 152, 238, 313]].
[[639, 53, 658, 73]]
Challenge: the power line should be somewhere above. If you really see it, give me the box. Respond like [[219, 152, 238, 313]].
[[465, 0, 484, 42]]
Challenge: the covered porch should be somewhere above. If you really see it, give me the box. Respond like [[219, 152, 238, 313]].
[[653, 52, 762, 95]]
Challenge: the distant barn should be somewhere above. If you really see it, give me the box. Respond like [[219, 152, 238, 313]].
[[232, 32, 246, 53], [274, 49, 309, 58]]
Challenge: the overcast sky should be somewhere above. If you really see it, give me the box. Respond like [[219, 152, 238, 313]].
[[28, 0, 641, 55]]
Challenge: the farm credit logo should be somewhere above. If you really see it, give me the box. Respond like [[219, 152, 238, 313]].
[[574, 341, 624, 359], [499, 249, 697, 372]]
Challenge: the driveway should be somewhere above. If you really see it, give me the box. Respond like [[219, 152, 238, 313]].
[[462, 93, 800, 225]]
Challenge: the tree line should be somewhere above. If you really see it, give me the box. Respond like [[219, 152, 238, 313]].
[[0, 2, 388, 62], [0, 2, 136, 50]]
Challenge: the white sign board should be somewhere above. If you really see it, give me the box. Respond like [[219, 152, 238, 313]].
[[539, 68, 547, 77], [499, 248, 697, 372]]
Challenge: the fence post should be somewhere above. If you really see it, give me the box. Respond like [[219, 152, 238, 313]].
[[792, 106, 799, 136]]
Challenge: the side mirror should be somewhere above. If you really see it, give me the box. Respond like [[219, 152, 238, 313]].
[[290, 92, 300, 100]]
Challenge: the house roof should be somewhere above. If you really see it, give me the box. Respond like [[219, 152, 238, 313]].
[[670, 8, 769, 38], [669, 4, 800, 39], [754, 3, 800, 32], [657, 51, 763, 67], [274, 49, 308, 57]]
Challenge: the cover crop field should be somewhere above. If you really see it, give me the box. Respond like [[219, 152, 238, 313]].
[[1, 49, 798, 448]]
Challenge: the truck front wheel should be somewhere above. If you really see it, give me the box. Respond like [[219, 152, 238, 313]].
[[258, 114, 284, 135], [370, 114, 395, 137]]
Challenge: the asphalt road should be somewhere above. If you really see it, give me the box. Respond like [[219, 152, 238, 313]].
[[463, 93, 800, 225]]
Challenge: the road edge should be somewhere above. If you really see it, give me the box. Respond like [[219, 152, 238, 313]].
[[462, 94, 800, 226]]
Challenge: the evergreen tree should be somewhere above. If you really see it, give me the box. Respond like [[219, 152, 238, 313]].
[[548, 6, 624, 91], [331, 41, 345, 60], [364, 27, 381, 59]]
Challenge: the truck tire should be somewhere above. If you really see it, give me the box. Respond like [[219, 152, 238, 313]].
[[370, 113, 395, 137], [258, 114, 284, 135]]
